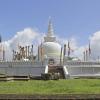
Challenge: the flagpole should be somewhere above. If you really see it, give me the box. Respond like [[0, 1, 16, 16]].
[[86, 50, 88, 61], [68, 41, 70, 57], [25, 46, 27, 58], [28, 46, 30, 57], [31, 45, 33, 56], [12, 50, 15, 60], [63, 44, 66, 65], [83, 51, 85, 61], [2, 46, 5, 61], [88, 42, 91, 61], [60, 47, 63, 66], [40, 41, 44, 66], [38, 46, 40, 61]]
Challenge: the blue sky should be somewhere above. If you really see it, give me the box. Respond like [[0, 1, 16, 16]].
[[0, 0, 100, 46]]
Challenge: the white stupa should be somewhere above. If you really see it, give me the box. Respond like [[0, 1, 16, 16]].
[[42, 19, 61, 61]]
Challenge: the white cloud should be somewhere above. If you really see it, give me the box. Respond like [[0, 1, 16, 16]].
[[90, 31, 100, 60], [68, 31, 100, 60], [9, 28, 40, 49], [1, 28, 43, 60], [56, 36, 84, 59], [57, 31, 100, 60], [1, 28, 100, 61]]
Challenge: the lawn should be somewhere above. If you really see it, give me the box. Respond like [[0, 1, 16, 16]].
[[0, 79, 100, 94]]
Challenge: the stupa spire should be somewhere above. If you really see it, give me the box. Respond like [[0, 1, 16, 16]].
[[44, 18, 56, 42], [47, 17, 54, 37]]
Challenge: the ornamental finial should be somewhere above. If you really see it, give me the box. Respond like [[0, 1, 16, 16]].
[[47, 17, 54, 37]]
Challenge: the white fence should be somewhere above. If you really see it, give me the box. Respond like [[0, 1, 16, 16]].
[[0, 61, 46, 76], [65, 61, 100, 78]]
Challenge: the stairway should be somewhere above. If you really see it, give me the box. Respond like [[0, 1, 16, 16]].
[[48, 65, 65, 79]]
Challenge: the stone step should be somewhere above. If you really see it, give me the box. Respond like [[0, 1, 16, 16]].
[[48, 66, 65, 79]]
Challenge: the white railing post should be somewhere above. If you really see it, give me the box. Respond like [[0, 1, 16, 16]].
[[63, 66, 69, 79], [45, 65, 48, 74]]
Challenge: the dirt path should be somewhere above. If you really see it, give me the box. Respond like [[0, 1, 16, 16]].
[[0, 94, 100, 100]]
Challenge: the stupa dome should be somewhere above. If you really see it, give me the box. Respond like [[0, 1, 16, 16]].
[[42, 42, 61, 58]]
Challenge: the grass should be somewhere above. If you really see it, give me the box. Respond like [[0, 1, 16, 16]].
[[0, 79, 100, 94]]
